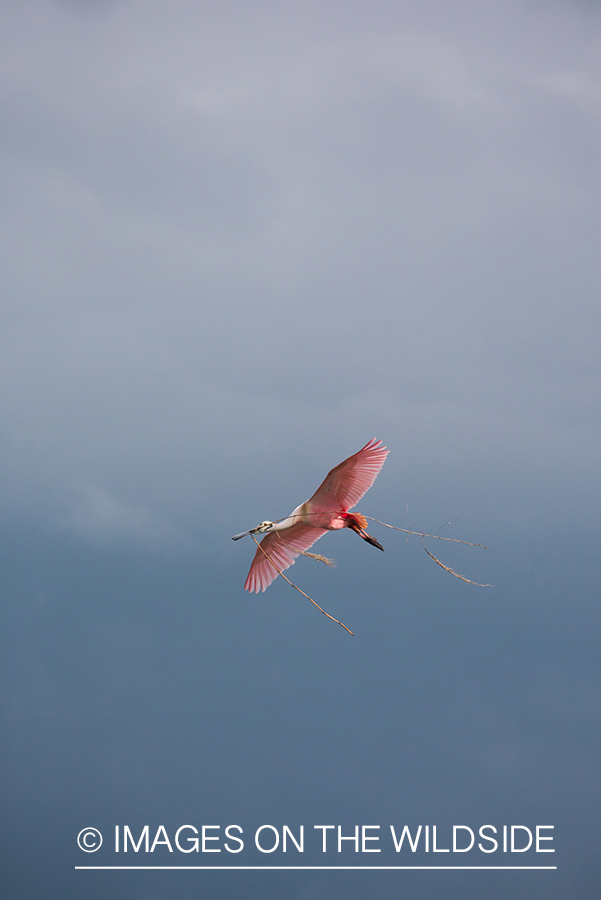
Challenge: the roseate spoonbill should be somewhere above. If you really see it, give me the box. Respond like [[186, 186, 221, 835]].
[[232, 438, 388, 593]]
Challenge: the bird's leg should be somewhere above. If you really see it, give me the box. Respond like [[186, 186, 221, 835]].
[[360, 532, 385, 551], [344, 513, 384, 551]]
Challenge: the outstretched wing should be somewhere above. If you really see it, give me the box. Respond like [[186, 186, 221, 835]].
[[306, 438, 388, 515], [245, 523, 328, 593]]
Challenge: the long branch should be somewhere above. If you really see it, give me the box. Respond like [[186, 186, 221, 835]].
[[363, 515, 491, 586]]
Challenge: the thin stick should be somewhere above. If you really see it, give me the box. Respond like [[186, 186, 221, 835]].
[[250, 533, 354, 636], [270, 510, 487, 550], [364, 516, 488, 549], [421, 538, 492, 586], [362, 513, 490, 586]]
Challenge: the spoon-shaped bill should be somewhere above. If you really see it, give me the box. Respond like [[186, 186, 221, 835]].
[[232, 529, 252, 541]]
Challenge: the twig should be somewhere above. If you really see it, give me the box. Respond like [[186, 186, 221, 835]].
[[363, 513, 490, 586], [299, 551, 336, 566], [364, 516, 488, 548], [421, 537, 492, 586], [250, 533, 354, 636]]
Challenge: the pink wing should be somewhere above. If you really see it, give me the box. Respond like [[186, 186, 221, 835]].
[[306, 438, 388, 515], [245, 523, 328, 593]]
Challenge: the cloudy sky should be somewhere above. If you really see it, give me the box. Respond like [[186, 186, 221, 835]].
[[1, 0, 601, 897]]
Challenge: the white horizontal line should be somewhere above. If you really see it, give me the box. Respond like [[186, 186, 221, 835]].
[[75, 865, 558, 870]]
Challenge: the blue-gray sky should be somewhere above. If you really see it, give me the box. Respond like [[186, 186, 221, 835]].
[[1, 1, 600, 898]]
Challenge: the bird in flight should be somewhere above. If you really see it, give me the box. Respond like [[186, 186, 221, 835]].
[[232, 438, 388, 592]]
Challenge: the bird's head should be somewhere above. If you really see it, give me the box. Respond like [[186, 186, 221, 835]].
[[253, 520, 275, 533], [231, 520, 275, 540]]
